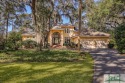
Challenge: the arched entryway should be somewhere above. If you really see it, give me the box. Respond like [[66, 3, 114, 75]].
[[52, 32, 61, 45]]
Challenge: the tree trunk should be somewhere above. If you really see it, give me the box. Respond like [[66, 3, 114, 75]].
[[78, 0, 82, 52], [30, 0, 42, 50], [31, 0, 37, 25], [6, 13, 9, 43]]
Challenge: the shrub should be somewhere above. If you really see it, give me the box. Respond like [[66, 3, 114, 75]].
[[63, 42, 77, 48], [108, 39, 115, 49], [5, 31, 22, 50], [63, 42, 82, 49], [63, 43, 68, 46], [70, 42, 76, 48], [108, 43, 114, 49], [114, 23, 125, 53], [0, 39, 4, 50], [22, 40, 37, 49]]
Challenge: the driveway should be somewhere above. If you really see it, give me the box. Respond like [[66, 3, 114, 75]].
[[89, 48, 125, 83]]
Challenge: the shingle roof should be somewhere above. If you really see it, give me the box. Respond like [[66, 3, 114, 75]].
[[80, 28, 110, 37], [51, 26, 64, 30], [22, 31, 36, 36]]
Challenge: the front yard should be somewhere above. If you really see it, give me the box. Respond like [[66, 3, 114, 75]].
[[0, 50, 94, 83]]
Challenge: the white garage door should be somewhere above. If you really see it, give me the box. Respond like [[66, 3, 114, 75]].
[[81, 39, 108, 49]]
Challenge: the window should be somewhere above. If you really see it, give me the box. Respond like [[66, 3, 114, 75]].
[[65, 37, 70, 43], [52, 32, 60, 45], [65, 28, 70, 33], [65, 28, 67, 33], [67, 28, 70, 33]]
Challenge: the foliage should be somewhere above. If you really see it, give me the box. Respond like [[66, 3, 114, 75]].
[[63, 42, 75, 48], [107, 39, 115, 49], [63, 43, 69, 46], [9, 32, 21, 42], [5, 41, 21, 50], [0, 34, 4, 50], [63, 42, 82, 49], [5, 31, 22, 50], [14, 14, 32, 29], [0, 50, 92, 62], [69, 42, 76, 48], [88, 0, 125, 31], [0, 0, 26, 38], [114, 23, 125, 53], [108, 43, 114, 49], [0, 41, 4, 50], [22, 40, 37, 49]]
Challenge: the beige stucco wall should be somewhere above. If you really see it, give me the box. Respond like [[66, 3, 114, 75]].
[[63, 28, 74, 43], [22, 35, 36, 41], [48, 27, 76, 46]]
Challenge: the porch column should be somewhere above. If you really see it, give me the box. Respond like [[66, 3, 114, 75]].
[[60, 31, 63, 46]]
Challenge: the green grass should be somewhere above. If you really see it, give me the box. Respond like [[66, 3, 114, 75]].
[[0, 50, 87, 62], [0, 50, 94, 83]]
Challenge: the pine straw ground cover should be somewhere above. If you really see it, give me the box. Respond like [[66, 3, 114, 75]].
[[0, 50, 94, 83]]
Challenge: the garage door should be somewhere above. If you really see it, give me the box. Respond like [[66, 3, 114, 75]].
[[81, 39, 108, 49]]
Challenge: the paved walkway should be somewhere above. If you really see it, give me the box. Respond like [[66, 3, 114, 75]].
[[89, 48, 125, 83]]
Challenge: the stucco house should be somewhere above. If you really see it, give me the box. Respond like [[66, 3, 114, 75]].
[[22, 25, 110, 49], [48, 25, 110, 49]]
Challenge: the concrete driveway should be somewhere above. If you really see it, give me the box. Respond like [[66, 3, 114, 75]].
[[89, 48, 125, 83]]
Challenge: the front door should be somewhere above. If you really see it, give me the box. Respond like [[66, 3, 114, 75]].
[[52, 32, 61, 45]]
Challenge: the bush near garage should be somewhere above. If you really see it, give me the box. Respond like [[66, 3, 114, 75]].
[[114, 23, 125, 53]]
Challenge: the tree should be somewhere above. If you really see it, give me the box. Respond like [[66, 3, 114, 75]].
[[0, 27, 5, 50], [25, 0, 54, 50], [0, 0, 26, 47], [87, 0, 125, 32], [78, 0, 82, 52], [114, 23, 125, 53], [14, 13, 32, 31]]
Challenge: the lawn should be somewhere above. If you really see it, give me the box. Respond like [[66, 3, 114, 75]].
[[0, 50, 94, 83], [0, 50, 80, 62]]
